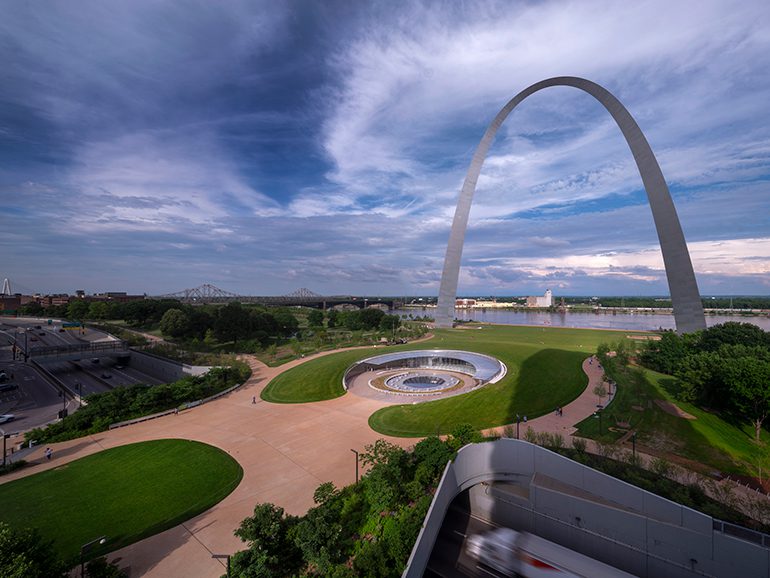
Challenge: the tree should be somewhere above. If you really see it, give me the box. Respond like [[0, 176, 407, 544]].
[[87, 301, 110, 321], [700, 322, 770, 351], [326, 309, 338, 328], [67, 299, 89, 321], [379, 314, 400, 333], [307, 309, 324, 328], [231, 504, 301, 577], [214, 302, 249, 344], [359, 308, 385, 330], [0, 523, 66, 578], [447, 423, 482, 451], [724, 357, 770, 441], [159, 308, 189, 338], [272, 309, 299, 337]]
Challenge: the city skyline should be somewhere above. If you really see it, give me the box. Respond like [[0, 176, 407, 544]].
[[2, 1, 769, 296]]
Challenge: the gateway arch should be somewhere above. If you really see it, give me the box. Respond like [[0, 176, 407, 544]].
[[436, 76, 706, 334]]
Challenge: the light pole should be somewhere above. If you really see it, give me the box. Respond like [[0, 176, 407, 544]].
[[80, 536, 106, 577], [515, 414, 520, 439], [351, 448, 359, 483], [58, 390, 67, 418], [2, 431, 16, 467], [593, 410, 603, 436], [631, 431, 637, 460], [212, 553, 231, 577]]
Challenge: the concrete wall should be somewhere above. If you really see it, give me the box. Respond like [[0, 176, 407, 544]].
[[404, 439, 770, 578], [128, 350, 186, 383]]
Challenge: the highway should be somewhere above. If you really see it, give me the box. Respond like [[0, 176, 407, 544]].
[[0, 317, 166, 435], [426, 493, 506, 578]]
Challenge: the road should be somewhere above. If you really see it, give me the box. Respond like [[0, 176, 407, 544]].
[[0, 317, 165, 436], [426, 492, 506, 578]]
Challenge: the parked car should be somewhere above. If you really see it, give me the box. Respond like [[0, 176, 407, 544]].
[[0, 414, 15, 424]]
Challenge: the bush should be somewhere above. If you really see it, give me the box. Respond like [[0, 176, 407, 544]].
[[572, 437, 588, 454], [0, 460, 27, 477]]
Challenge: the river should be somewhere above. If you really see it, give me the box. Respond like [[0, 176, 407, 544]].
[[392, 308, 770, 332]]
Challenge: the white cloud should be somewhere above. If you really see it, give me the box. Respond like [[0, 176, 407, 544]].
[[65, 131, 282, 233]]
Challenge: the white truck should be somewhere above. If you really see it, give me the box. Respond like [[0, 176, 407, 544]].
[[465, 527, 636, 577]]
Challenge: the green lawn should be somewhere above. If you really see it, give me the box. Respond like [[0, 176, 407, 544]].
[[0, 439, 243, 564], [261, 349, 374, 402], [263, 325, 635, 435], [574, 362, 770, 477]]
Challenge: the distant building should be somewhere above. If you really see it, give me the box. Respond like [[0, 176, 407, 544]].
[[455, 298, 476, 308], [0, 295, 21, 313], [526, 289, 552, 308]]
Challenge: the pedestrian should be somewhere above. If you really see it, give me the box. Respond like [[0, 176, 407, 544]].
[[523, 415, 527, 423], [252, 396, 256, 404], [44, 447, 52, 461]]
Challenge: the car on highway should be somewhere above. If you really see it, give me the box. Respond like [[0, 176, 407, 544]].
[[0, 371, 7, 382], [38, 331, 45, 336], [0, 414, 15, 424], [34, 325, 41, 329], [101, 372, 112, 379], [0, 383, 19, 393]]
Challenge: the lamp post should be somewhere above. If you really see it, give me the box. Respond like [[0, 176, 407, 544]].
[[631, 431, 637, 460], [80, 536, 106, 577], [2, 431, 16, 467], [212, 553, 231, 577], [351, 449, 359, 483], [593, 410, 603, 436], [516, 414, 520, 439]]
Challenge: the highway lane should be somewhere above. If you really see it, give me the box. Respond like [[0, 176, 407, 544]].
[[426, 492, 506, 578], [1, 317, 172, 434]]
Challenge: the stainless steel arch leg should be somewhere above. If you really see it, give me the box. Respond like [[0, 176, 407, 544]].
[[436, 77, 705, 334]]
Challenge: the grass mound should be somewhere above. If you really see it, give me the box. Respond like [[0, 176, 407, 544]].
[[262, 325, 632, 436], [0, 439, 243, 564]]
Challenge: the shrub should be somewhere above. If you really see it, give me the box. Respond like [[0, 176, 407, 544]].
[[650, 456, 673, 478], [572, 437, 588, 454]]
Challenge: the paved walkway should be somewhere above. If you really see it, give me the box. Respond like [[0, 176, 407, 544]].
[[483, 355, 610, 438], [1, 348, 606, 577]]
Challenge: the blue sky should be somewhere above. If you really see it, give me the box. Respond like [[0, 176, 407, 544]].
[[1, 0, 769, 297]]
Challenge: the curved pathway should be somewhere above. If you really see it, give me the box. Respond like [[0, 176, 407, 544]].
[[1, 346, 602, 577]]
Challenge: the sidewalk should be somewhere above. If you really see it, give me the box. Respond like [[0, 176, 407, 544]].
[[483, 355, 609, 438]]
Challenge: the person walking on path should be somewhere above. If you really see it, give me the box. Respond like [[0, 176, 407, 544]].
[[44, 447, 52, 461], [252, 396, 256, 404]]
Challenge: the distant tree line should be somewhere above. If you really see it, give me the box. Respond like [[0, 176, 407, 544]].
[[562, 296, 770, 309], [640, 322, 770, 440]]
